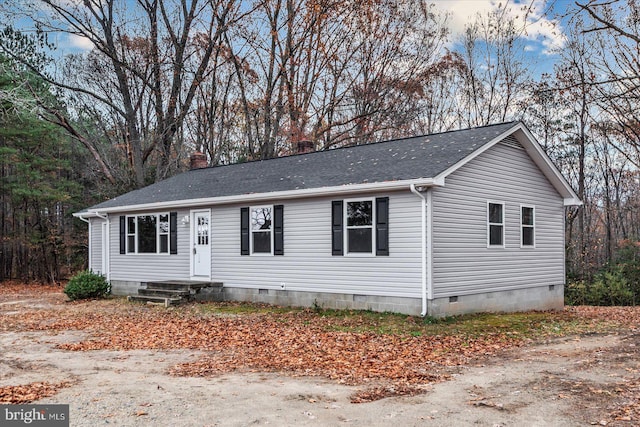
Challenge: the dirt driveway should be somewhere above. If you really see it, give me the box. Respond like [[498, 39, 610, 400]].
[[1, 288, 639, 426]]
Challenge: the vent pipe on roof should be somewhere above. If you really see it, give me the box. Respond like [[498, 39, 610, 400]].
[[190, 151, 208, 169]]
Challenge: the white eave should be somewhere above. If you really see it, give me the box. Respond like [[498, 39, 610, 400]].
[[433, 122, 581, 207], [74, 177, 445, 217]]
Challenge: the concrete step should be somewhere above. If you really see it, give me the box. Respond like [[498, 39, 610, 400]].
[[144, 281, 223, 291], [127, 295, 182, 307], [138, 288, 190, 297]]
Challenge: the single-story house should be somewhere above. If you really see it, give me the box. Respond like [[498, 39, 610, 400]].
[[74, 121, 580, 316]]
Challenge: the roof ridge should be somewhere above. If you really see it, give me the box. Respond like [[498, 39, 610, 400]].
[[85, 121, 526, 211], [191, 121, 521, 173]]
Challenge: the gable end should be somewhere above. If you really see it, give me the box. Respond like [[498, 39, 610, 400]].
[[500, 135, 524, 150]]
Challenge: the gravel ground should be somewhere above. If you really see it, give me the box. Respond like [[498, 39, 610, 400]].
[[2, 290, 638, 426], [1, 328, 632, 426]]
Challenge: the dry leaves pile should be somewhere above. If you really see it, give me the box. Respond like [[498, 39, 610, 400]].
[[2, 286, 640, 405], [0, 281, 63, 303], [9, 307, 516, 397], [567, 306, 640, 327], [0, 381, 73, 404], [1, 296, 525, 402]]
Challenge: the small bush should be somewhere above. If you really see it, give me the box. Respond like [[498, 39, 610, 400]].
[[64, 270, 110, 301], [566, 268, 635, 306]]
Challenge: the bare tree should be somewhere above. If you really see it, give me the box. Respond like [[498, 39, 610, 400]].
[[454, 2, 532, 128], [2, 0, 245, 188], [223, 0, 448, 157], [574, 0, 640, 162]]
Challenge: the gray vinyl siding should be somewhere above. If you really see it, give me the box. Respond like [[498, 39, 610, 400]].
[[431, 140, 565, 297], [212, 192, 422, 298], [108, 209, 190, 282], [89, 218, 104, 274]]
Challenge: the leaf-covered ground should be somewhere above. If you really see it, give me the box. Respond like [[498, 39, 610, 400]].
[[1, 283, 640, 411], [0, 382, 73, 404]]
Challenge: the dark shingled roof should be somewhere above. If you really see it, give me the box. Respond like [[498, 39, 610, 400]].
[[87, 121, 519, 211]]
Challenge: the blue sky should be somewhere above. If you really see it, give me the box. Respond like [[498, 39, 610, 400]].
[[9, 0, 573, 76], [431, 0, 575, 75]]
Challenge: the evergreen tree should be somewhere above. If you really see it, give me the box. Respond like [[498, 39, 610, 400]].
[[0, 29, 84, 282]]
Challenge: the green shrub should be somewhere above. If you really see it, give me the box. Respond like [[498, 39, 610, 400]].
[[565, 268, 635, 306], [565, 279, 588, 306], [64, 270, 110, 301]]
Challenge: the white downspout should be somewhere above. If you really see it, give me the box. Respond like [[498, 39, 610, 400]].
[[426, 188, 434, 301], [410, 184, 428, 316], [94, 212, 110, 282]]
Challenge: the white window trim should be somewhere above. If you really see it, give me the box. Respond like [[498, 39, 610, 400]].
[[487, 201, 505, 248], [125, 213, 171, 255], [158, 213, 170, 253], [250, 205, 274, 256], [520, 204, 536, 248], [344, 197, 376, 256], [126, 216, 136, 254]]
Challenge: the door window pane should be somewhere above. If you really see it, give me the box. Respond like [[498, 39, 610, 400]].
[[197, 215, 209, 245]]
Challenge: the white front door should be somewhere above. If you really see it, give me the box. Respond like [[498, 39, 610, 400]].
[[191, 210, 211, 278]]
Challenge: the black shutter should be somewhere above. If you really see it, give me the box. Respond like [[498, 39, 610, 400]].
[[376, 197, 389, 256], [119, 216, 126, 254], [331, 200, 343, 256], [274, 205, 284, 255], [240, 207, 249, 255], [170, 212, 178, 254]]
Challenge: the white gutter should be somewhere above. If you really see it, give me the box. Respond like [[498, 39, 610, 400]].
[[76, 215, 90, 223], [83, 178, 442, 215], [410, 184, 429, 317]]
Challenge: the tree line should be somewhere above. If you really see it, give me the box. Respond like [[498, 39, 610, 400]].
[[0, 0, 638, 296]]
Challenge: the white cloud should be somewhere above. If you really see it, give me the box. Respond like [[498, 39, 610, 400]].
[[67, 34, 94, 51], [430, 0, 566, 55]]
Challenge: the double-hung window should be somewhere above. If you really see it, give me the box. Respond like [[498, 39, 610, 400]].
[[125, 214, 170, 254], [487, 202, 505, 247], [521, 205, 535, 247], [346, 200, 374, 254], [331, 197, 389, 256], [251, 206, 273, 254], [240, 205, 284, 256]]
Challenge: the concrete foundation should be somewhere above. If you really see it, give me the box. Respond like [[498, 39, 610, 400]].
[[110, 280, 140, 296], [427, 284, 564, 317], [110, 280, 564, 317], [221, 287, 423, 314]]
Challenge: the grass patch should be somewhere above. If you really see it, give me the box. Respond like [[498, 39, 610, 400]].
[[195, 301, 298, 316], [311, 308, 616, 340], [163, 300, 623, 342]]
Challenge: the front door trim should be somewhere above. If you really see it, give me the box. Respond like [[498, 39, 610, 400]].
[[190, 209, 211, 279]]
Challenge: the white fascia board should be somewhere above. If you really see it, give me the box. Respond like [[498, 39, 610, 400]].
[[433, 122, 581, 206], [84, 178, 443, 215], [73, 211, 101, 219], [564, 197, 583, 206]]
